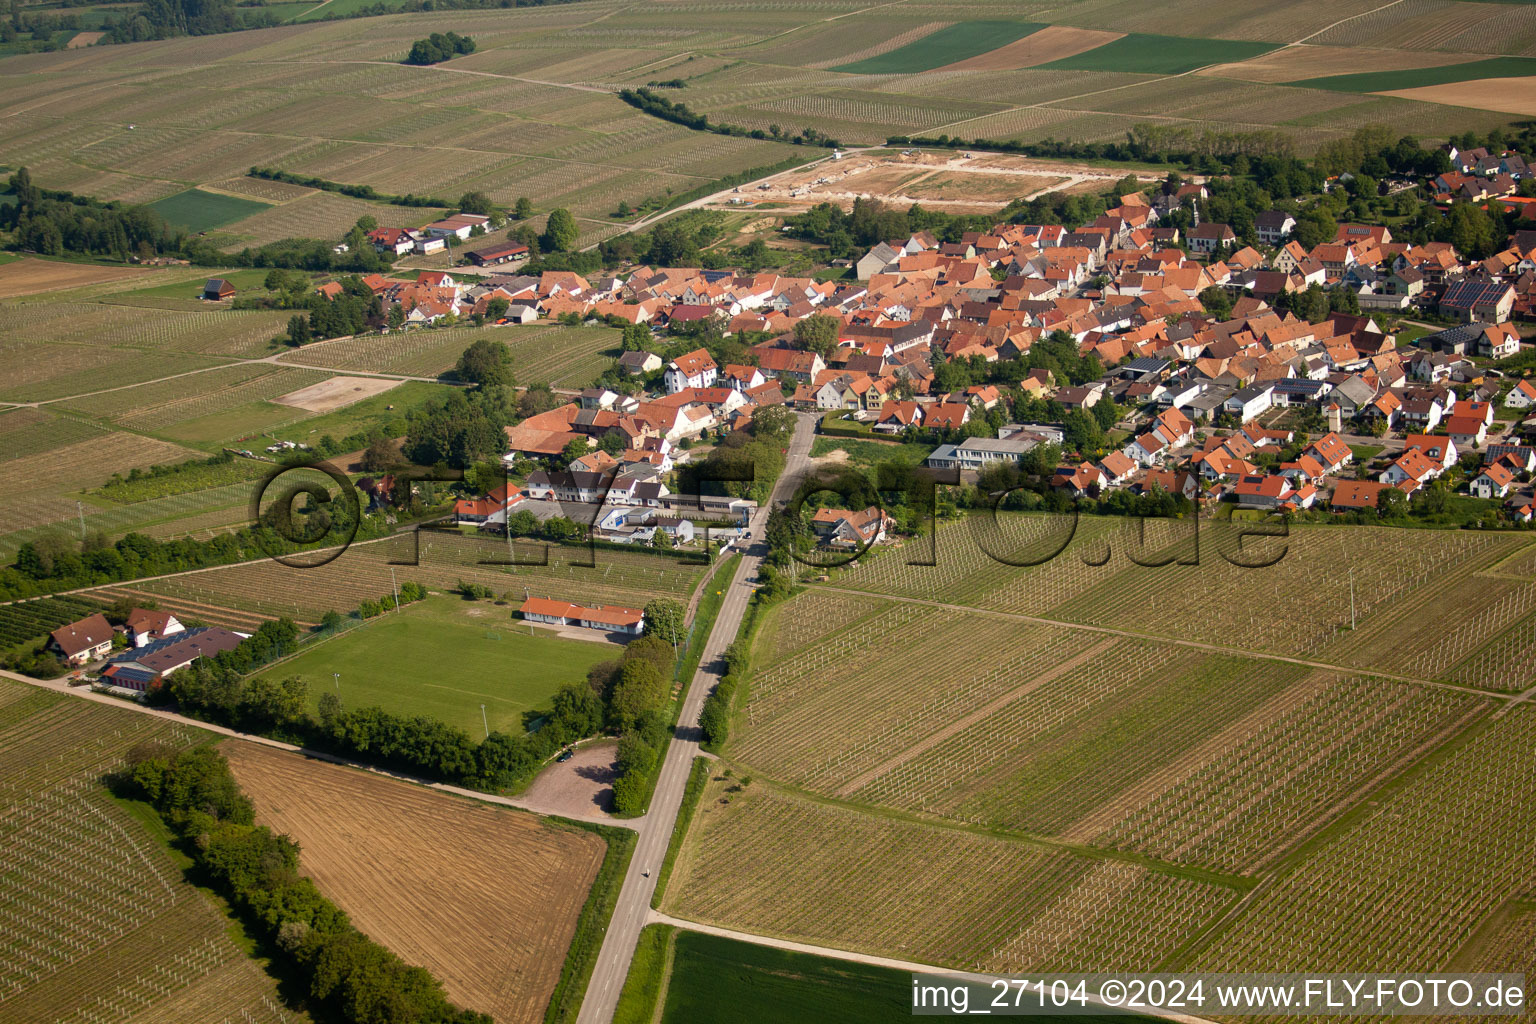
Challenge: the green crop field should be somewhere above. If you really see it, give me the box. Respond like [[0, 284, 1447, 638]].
[[1041, 34, 1281, 75], [658, 930, 913, 1023], [831, 21, 1045, 75], [147, 187, 275, 232], [251, 595, 617, 736], [1290, 55, 1536, 93], [623, 926, 1162, 1024]]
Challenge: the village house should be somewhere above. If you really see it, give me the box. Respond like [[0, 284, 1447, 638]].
[[663, 348, 719, 393], [1506, 379, 1536, 410], [618, 351, 663, 376], [125, 608, 184, 648], [1470, 463, 1517, 499], [48, 613, 114, 666], [1188, 223, 1236, 254], [811, 506, 892, 550]]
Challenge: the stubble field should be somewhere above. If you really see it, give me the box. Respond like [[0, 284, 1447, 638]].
[[222, 741, 607, 1024]]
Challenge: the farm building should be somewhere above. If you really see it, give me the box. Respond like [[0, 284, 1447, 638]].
[[618, 351, 663, 375], [466, 240, 530, 267], [517, 597, 645, 635], [99, 626, 246, 691], [423, 213, 489, 240], [202, 278, 235, 301], [1439, 281, 1515, 323], [125, 608, 184, 648], [49, 613, 114, 666]]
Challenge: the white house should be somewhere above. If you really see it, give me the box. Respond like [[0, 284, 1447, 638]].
[[1505, 379, 1536, 410], [1470, 464, 1515, 499], [1223, 384, 1275, 424], [125, 609, 185, 648], [48, 613, 114, 666], [663, 348, 718, 393]]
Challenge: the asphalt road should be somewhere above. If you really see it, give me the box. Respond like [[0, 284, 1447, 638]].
[[574, 411, 818, 1024]]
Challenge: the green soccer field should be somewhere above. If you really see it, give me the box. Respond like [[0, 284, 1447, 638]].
[[255, 595, 618, 736]]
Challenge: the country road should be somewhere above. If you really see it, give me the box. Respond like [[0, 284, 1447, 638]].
[[574, 410, 818, 1024]]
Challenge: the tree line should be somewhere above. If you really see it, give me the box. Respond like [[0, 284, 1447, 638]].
[[2, 493, 383, 604], [617, 87, 840, 149]]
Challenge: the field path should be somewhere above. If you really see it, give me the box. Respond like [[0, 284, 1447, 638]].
[[921, 0, 1416, 146], [643, 910, 1222, 1024], [1293, 0, 1410, 45], [574, 411, 819, 1024], [0, 662, 627, 824], [0, 341, 461, 411], [820, 585, 1509, 702], [832, 634, 1118, 798], [255, 57, 614, 93]]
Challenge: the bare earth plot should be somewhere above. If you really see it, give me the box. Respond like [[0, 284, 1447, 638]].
[[1381, 77, 1536, 117], [937, 26, 1125, 72], [0, 258, 162, 299], [273, 374, 403, 414], [222, 742, 607, 1024], [520, 739, 620, 818]]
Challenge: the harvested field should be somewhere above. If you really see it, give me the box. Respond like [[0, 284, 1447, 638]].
[[938, 25, 1124, 71], [901, 170, 1067, 202], [1199, 43, 1482, 84], [222, 742, 606, 1024], [273, 374, 402, 413], [66, 31, 103, 47], [1381, 76, 1536, 116], [0, 258, 159, 299]]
